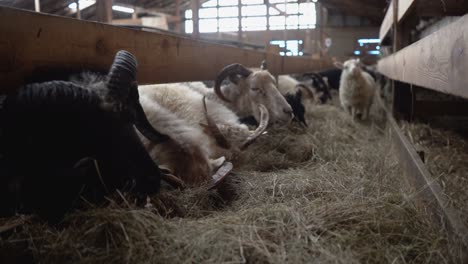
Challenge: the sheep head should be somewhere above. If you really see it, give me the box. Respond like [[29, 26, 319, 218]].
[[214, 63, 293, 126], [334, 58, 363, 78], [308, 73, 332, 104]]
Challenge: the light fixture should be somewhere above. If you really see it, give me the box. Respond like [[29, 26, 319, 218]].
[[112, 5, 135, 13]]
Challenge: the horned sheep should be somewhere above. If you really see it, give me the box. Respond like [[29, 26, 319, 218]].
[[0, 51, 166, 222], [188, 63, 294, 126], [138, 83, 268, 186]]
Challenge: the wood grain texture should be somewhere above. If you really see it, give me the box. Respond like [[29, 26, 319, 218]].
[[0, 7, 333, 91], [378, 14, 468, 99]]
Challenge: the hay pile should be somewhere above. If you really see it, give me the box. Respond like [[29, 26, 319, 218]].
[[402, 121, 468, 227], [1, 97, 460, 263]]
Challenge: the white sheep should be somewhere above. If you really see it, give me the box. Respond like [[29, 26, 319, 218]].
[[334, 59, 376, 120], [188, 63, 294, 126], [137, 83, 268, 186]]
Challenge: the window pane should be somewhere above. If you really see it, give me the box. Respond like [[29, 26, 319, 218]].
[[299, 14, 316, 26], [185, 20, 193, 33], [286, 40, 299, 55], [242, 17, 267, 30], [219, 0, 238, 6], [268, 6, 280, 15], [185, 10, 192, 19], [269, 15, 286, 29], [299, 24, 315, 29], [199, 8, 217, 18], [299, 3, 315, 17], [269, 0, 295, 3], [275, 3, 298, 14], [219, 18, 239, 32], [199, 19, 218, 32], [202, 0, 217, 7], [241, 0, 263, 4], [241, 5, 266, 16], [270, 40, 285, 48], [286, 14, 298, 29], [219, 6, 238, 17]]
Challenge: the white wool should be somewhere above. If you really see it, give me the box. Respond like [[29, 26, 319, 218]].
[[338, 60, 376, 120]]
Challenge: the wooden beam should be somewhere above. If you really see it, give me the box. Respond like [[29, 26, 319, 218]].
[[96, 0, 112, 23], [379, 0, 394, 43], [76, 0, 81, 19], [413, 0, 468, 17], [378, 13, 468, 99], [34, 0, 40, 12], [397, 0, 468, 25], [191, 0, 199, 38], [397, 0, 415, 21], [0, 7, 333, 91], [174, 0, 181, 33]]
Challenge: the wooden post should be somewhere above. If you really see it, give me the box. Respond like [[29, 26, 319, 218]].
[[174, 0, 181, 33], [34, 0, 40, 12], [76, 0, 81, 19], [191, 0, 199, 38], [317, 2, 323, 57], [238, 0, 243, 45], [265, 0, 271, 45], [96, 0, 112, 23]]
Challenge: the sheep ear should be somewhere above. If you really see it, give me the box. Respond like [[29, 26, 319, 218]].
[[334, 61, 344, 69], [260, 60, 268, 70]]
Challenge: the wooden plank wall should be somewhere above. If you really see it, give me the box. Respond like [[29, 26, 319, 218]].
[[378, 14, 468, 99], [0, 7, 333, 91]]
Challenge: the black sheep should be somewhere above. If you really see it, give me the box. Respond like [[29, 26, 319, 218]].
[[0, 51, 167, 223]]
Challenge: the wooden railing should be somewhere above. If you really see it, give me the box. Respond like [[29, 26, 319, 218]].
[[0, 6, 333, 91]]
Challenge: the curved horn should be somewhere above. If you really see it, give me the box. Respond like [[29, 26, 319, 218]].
[[214, 63, 252, 102], [240, 104, 269, 150], [296, 83, 315, 98], [200, 96, 231, 149], [108, 50, 170, 143], [107, 50, 137, 99]]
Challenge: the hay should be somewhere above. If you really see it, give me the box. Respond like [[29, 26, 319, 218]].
[[402, 121, 468, 227], [1, 96, 461, 263]]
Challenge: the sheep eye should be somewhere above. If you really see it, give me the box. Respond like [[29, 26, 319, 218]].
[[251, 87, 260, 91]]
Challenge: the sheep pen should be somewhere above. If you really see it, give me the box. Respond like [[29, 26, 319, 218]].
[[0, 92, 463, 263]]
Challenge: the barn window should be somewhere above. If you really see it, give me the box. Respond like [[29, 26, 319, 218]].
[[270, 39, 303, 56], [184, 0, 317, 33]]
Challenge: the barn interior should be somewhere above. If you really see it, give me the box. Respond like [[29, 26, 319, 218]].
[[0, 0, 468, 263]]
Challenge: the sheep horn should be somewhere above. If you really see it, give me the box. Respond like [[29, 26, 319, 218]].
[[296, 83, 315, 98], [107, 50, 137, 99], [201, 96, 231, 149], [207, 161, 233, 190], [214, 63, 252, 102], [240, 104, 269, 150], [108, 50, 169, 143]]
